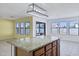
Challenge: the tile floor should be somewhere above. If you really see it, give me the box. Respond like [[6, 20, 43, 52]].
[[60, 40, 79, 56]]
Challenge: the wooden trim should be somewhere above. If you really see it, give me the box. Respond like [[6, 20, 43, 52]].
[[56, 39, 60, 56], [51, 41, 53, 56], [58, 39, 60, 56], [33, 51, 35, 56], [44, 45, 46, 56], [56, 40, 58, 56]]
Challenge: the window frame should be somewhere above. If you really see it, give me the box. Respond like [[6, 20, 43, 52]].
[[36, 22, 46, 36]]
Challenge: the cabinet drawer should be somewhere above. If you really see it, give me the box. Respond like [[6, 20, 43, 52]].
[[46, 43, 52, 51], [53, 41, 56, 46], [34, 47, 44, 56], [46, 49, 52, 56]]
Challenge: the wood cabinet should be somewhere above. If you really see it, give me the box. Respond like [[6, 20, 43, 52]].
[[33, 47, 45, 56], [46, 49, 52, 56], [15, 47, 32, 56], [15, 39, 60, 56]]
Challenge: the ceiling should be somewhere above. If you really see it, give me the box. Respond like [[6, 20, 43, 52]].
[[0, 3, 79, 20]]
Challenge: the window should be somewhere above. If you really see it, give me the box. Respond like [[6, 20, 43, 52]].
[[52, 23, 58, 28], [52, 22, 67, 35], [16, 22, 30, 35], [20, 22, 25, 35], [36, 22, 46, 36], [51, 17, 79, 36], [52, 23, 59, 34], [59, 22, 67, 28], [59, 22, 67, 35], [70, 21, 78, 35], [75, 24, 78, 28], [16, 23, 20, 34], [25, 22, 30, 35]]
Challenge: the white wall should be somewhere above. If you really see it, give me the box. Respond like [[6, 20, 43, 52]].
[[0, 41, 15, 56], [47, 20, 52, 36], [33, 16, 47, 37]]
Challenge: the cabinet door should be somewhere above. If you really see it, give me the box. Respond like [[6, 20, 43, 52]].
[[46, 43, 52, 51], [52, 39, 60, 56], [33, 47, 45, 56], [53, 41, 56, 46], [46, 49, 52, 56], [52, 46, 57, 56], [15, 47, 32, 56]]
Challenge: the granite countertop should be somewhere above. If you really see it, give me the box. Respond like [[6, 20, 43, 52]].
[[0, 36, 58, 52]]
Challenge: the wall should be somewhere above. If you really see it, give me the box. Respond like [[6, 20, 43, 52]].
[[47, 20, 52, 36], [0, 19, 15, 38], [33, 16, 47, 37], [0, 18, 15, 56], [0, 41, 15, 56], [0, 16, 48, 38]]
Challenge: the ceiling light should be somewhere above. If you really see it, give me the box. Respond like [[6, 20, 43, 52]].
[[26, 3, 48, 18]]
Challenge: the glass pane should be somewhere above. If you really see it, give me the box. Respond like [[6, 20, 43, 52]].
[[59, 22, 67, 28], [70, 22, 75, 28], [21, 22, 24, 28], [59, 22, 67, 35], [75, 24, 78, 28], [40, 24, 44, 28], [36, 24, 40, 28], [16, 28, 19, 34], [40, 29, 44, 33], [70, 21, 78, 35], [60, 28, 67, 35], [70, 29, 78, 35], [52, 23, 58, 28], [25, 29, 30, 35], [52, 29, 58, 34], [20, 29, 25, 35], [36, 28, 40, 33], [25, 22, 30, 28], [16, 23, 19, 28], [69, 22, 78, 28]]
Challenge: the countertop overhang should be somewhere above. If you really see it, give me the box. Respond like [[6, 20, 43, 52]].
[[0, 36, 59, 52]]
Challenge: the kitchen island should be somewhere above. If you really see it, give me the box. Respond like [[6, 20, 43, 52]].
[[3, 36, 60, 56]]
